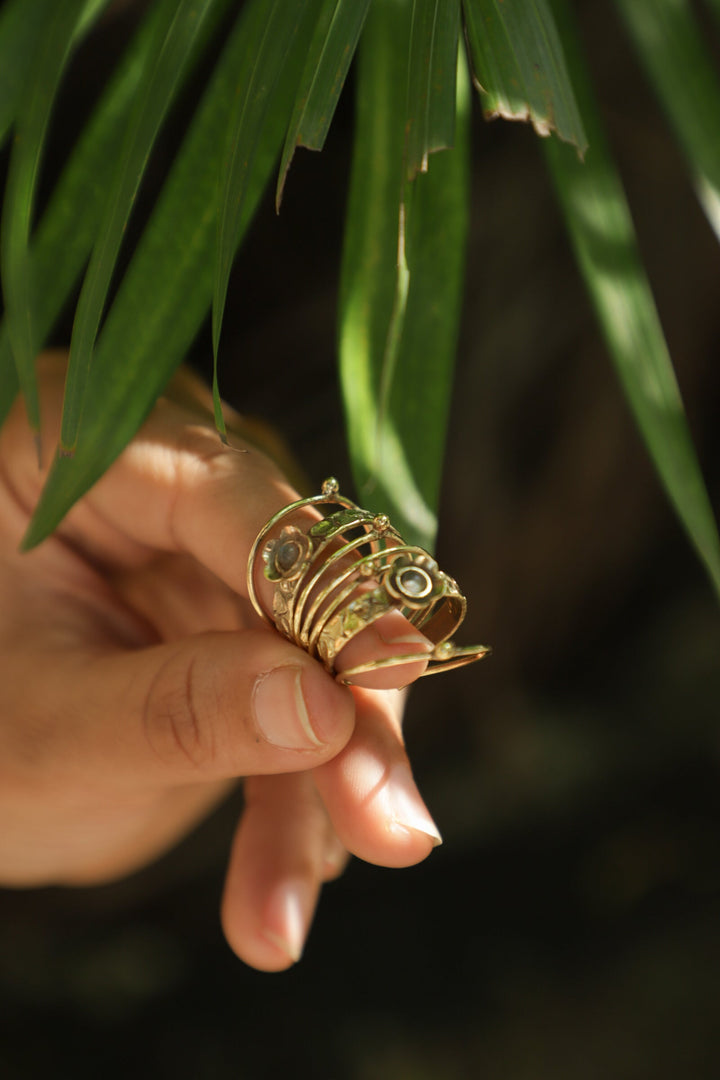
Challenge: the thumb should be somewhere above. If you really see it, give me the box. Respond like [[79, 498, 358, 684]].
[[3, 630, 356, 790]]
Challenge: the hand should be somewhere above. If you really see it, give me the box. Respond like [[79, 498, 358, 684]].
[[0, 353, 442, 970]]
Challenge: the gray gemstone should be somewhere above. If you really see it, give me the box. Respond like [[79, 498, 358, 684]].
[[397, 567, 432, 599], [275, 540, 301, 574]]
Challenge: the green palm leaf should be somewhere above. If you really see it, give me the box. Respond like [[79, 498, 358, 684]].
[[0, 0, 107, 446], [339, 0, 470, 551], [462, 0, 587, 154], [544, 0, 720, 599], [23, 0, 319, 549], [0, 352, 17, 431], [406, 0, 461, 179], [0, 0, 170, 430], [614, 0, 720, 241], [276, 0, 372, 209], [0, 0, 55, 149], [59, 0, 223, 455], [211, 0, 318, 439]]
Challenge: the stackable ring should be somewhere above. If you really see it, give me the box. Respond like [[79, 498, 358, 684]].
[[246, 478, 490, 683]]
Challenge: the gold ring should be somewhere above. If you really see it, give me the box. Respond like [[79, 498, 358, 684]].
[[247, 478, 490, 683]]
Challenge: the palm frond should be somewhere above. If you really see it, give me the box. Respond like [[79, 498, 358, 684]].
[[405, 0, 461, 179], [276, 0, 372, 208], [0, 0, 108, 445], [0, 0, 167, 428], [544, 0, 720, 598], [462, 0, 587, 153], [0, 0, 55, 149], [0, 0, 715, 602], [614, 0, 720, 241], [339, 0, 470, 550], [23, 0, 320, 548], [211, 0, 320, 439], [60, 0, 226, 454]]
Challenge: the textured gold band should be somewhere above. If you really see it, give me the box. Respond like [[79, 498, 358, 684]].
[[247, 478, 490, 683]]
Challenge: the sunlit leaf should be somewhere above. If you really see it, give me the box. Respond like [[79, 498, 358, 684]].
[[60, 0, 223, 455], [406, 0, 461, 179], [462, 0, 587, 154], [0, 0, 169, 424], [276, 0, 372, 208], [74, 0, 112, 38], [544, 0, 720, 599], [24, 0, 320, 548], [614, 0, 720, 242], [339, 0, 470, 551], [0, 0, 107, 444]]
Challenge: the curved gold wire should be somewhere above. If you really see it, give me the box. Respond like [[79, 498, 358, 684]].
[[246, 478, 490, 682]]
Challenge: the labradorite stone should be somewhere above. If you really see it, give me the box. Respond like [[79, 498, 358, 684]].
[[275, 540, 301, 574], [397, 567, 432, 598]]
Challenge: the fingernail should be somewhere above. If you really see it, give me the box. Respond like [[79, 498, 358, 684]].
[[253, 666, 322, 749], [376, 627, 433, 650], [385, 763, 443, 846], [261, 878, 314, 963]]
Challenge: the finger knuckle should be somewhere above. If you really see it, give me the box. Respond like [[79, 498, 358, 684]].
[[142, 648, 220, 772]]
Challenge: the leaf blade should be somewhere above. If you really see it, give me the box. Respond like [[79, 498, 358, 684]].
[[544, 0, 720, 599], [0, 0, 234, 429], [406, 0, 461, 179], [212, 0, 313, 366], [614, 0, 720, 242], [0, 0, 172, 432], [0, 3, 167, 357], [23, 0, 320, 548], [0, 0, 104, 441], [60, 0, 223, 454], [0, 0, 55, 150], [211, 0, 323, 434], [0, 348, 19, 431], [276, 0, 372, 207], [462, 0, 587, 153], [339, 0, 470, 550]]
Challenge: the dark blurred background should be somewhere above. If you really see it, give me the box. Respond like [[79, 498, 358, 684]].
[[1, 1, 720, 1077]]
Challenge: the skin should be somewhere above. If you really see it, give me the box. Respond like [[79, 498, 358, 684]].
[[0, 353, 441, 972]]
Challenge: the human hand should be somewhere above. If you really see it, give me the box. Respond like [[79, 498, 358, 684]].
[[0, 353, 441, 970]]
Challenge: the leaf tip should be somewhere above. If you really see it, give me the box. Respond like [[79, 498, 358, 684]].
[[19, 519, 43, 552], [275, 154, 293, 213]]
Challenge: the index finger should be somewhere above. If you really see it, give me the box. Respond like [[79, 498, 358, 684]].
[[109, 405, 433, 688], [6, 359, 431, 689]]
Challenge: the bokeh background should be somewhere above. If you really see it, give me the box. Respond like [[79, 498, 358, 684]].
[[1, 1, 720, 1076]]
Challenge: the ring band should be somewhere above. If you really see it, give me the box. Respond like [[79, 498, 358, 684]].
[[247, 478, 490, 683]]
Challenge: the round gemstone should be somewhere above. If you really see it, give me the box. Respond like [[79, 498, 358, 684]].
[[396, 566, 433, 599], [321, 477, 340, 497], [275, 540, 301, 574]]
